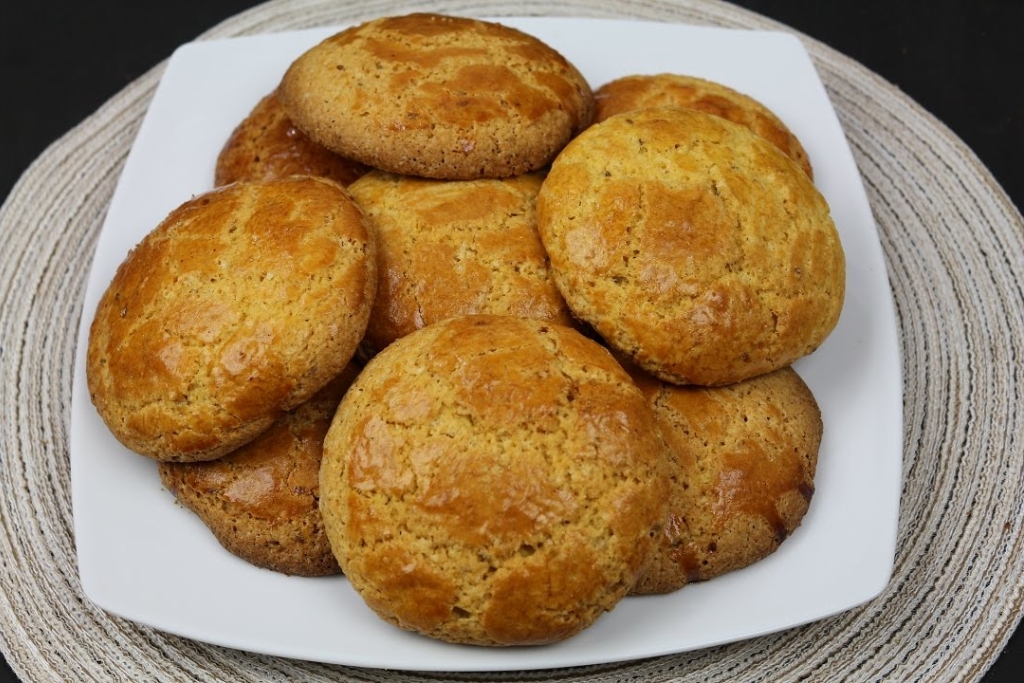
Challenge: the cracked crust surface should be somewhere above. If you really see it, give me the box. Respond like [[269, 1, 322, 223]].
[[214, 89, 369, 188], [536, 107, 845, 386], [319, 314, 670, 645], [157, 363, 361, 576], [278, 13, 594, 179], [626, 365, 821, 594], [86, 176, 376, 462], [347, 170, 577, 353], [594, 73, 814, 179]]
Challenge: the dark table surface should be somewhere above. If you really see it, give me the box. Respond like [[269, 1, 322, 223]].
[[1, 1, 1021, 681]]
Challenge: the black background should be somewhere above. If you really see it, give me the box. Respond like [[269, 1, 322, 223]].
[[1, 1, 1021, 681]]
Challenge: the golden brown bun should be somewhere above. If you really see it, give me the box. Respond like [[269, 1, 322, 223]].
[[278, 13, 594, 179], [594, 73, 813, 179], [537, 107, 845, 386], [86, 177, 376, 462], [319, 314, 670, 645], [346, 170, 577, 353], [627, 365, 822, 594], [214, 89, 369, 187], [158, 363, 361, 576]]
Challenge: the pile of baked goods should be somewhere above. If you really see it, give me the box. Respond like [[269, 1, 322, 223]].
[[85, 13, 844, 647]]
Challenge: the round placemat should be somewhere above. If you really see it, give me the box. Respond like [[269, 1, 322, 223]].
[[1, 0, 1022, 681]]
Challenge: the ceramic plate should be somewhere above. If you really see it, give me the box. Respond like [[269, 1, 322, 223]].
[[70, 16, 902, 672]]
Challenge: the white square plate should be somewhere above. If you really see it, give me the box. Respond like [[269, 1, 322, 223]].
[[70, 16, 902, 672]]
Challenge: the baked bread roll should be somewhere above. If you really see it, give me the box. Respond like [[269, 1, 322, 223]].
[[214, 89, 369, 187], [346, 170, 576, 353], [627, 365, 822, 594], [87, 176, 376, 461], [537, 107, 845, 386], [158, 363, 361, 576], [594, 73, 813, 178], [279, 13, 594, 179], [319, 314, 670, 645]]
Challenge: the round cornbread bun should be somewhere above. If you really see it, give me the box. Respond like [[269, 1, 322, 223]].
[[594, 73, 814, 179], [86, 176, 377, 462], [346, 170, 577, 353], [278, 13, 594, 180], [627, 365, 821, 594], [536, 107, 845, 386], [157, 363, 361, 576], [319, 314, 670, 645], [214, 89, 369, 188]]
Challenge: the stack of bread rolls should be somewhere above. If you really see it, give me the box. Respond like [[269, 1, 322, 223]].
[[86, 12, 843, 647]]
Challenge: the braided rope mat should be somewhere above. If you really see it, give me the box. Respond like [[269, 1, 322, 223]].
[[2, 0, 1022, 680]]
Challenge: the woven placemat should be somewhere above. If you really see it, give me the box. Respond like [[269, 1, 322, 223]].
[[2, 0, 1022, 680]]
